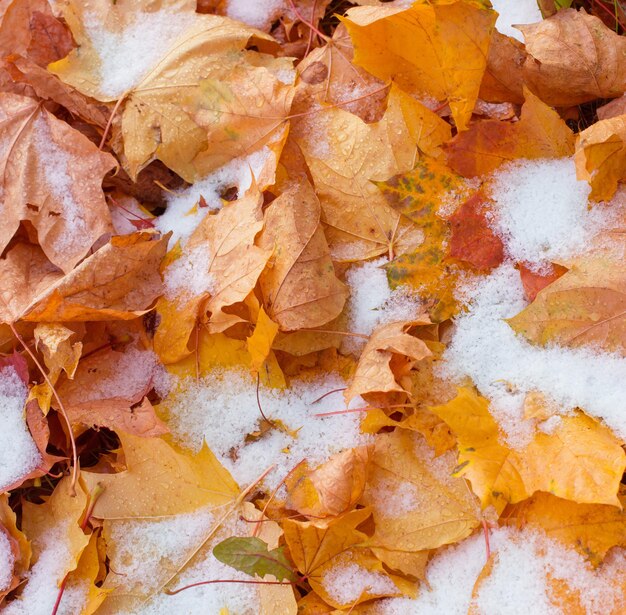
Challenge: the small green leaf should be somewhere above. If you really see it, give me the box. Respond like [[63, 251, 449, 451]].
[[213, 536, 298, 582]]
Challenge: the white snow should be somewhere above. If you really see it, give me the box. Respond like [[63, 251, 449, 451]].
[[2, 522, 89, 615], [165, 370, 371, 489], [487, 159, 617, 271], [442, 264, 626, 446], [104, 509, 277, 615], [163, 243, 215, 302], [345, 257, 422, 347], [0, 530, 14, 592], [375, 527, 626, 615], [226, 0, 286, 30], [322, 561, 398, 604], [33, 115, 88, 258], [156, 148, 272, 246], [0, 367, 42, 491], [491, 0, 543, 43], [368, 477, 420, 518], [82, 9, 196, 98]]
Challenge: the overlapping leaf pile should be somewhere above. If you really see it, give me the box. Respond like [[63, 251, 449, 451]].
[[1, 0, 626, 613]]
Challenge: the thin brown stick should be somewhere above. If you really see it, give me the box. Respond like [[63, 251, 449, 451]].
[[10, 323, 79, 495], [165, 578, 294, 596], [99, 93, 127, 150], [310, 387, 346, 404], [313, 404, 413, 418]]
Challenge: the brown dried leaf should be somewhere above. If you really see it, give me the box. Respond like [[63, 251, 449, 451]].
[[258, 180, 348, 331], [345, 319, 432, 403], [521, 8, 626, 106], [0, 92, 116, 272]]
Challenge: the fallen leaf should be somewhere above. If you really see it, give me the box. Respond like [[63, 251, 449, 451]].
[[286, 446, 371, 518], [379, 157, 476, 322], [479, 30, 526, 104], [574, 114, 626, 201], [447, 192, 505, 270], [520, 8, 626, 106], [21, 232, 169, 323], [345, 319, 432, 403], [293, 85, 449, 262], [213, 536, 298, 582], [360, 430, 480, 552], [0, 92, 116, 272], [505, 491, 626, 566], [507, 257, 626, 355], [257, 180, 348, 330], [447, 87, 575, 177], [50, 0, 293, 181], [247, 306, 280, 373], [0, 495, 29, 600], [82, 431, 240, 518], [430, 388, 528, 512], [342, 1, 496, 130], [518, 262, 569, 302]]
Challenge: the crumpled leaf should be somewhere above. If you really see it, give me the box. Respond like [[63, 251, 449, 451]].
[[50, 0, 294, 181], [345, 319, 432, 403], [257, 179, 348, 330], [286, 446, 371, 518], [342, 1, 496, 130], [0, 92, 116, 272], [447, 191, 504, 270], [82, 431, 240, 518], [574, 114, 626, 201], [360, 430, 480, 552], [213, 536, 298, 582], [293, 85, 449, 262], [447, 87, 575, 177], [507, 257, 626, 355], [505, 491, 626, 566], [20, 232, 169, 323], [520, 8, 626, 106]]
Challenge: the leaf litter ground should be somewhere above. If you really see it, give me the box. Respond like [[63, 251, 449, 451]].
[[1, 0, 626, 613]]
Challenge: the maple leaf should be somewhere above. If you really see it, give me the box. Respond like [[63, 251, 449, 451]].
[[50, 0, 294, 181], [360, 430, 480, 552], [0, 92, 116, 272], [379, 157, 477, 322], [505, 491, 626, 567], [292, 85, 449, 262], [479, 30, 526, 104], [447, 87, 575, 178], [82, 431, 240, 518], [520, 8, 626, 106], [432, 388, 626, 511], [507, 258, 626, 355], [446, 191, 505, 271], [257, 179, 348, 330], [342, 1, 496, 130]]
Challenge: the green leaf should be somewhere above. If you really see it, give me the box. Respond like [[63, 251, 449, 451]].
[[213, 536, 298, 582]]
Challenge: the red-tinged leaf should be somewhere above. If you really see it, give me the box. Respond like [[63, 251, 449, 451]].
[[0, 351, 29, 386], [447, 192, 504, 271], [518, 262, 569, 302]]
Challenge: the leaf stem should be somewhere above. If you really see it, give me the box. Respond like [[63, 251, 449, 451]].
[[99, 92, 128, 150]]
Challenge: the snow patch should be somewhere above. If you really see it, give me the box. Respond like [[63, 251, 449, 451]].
[[323, 561, 397, 604], [491, 0, 543, 43], [0, 367, 42, 491], [165, 370, 371, 489], [0, 529, 14, 592], [226, 0, 286, 30], [163, 243, 215, 302], [83, 9, 196, 98], [442, 264, 626, 446]]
